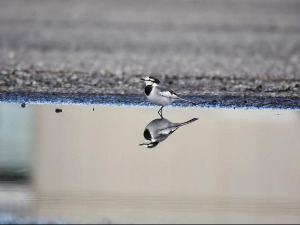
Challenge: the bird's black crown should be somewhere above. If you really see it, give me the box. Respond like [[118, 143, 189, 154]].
[[147, 141, 159, 148], [149, 76, 160, 84]]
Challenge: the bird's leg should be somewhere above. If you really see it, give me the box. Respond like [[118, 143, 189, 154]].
[[158, 106, 164, 118]]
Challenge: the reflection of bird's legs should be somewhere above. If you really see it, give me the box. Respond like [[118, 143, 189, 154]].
[[158, 106, 164, 118]]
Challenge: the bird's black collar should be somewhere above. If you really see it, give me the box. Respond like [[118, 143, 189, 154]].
[[145, 85, 153, 96]]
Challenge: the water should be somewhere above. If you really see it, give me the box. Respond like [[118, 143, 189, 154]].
[[0, 103, 300, 223], [1, 92, 300, 109]]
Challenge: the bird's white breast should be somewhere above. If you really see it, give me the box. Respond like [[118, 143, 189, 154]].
[[147, 85, 174, 106]]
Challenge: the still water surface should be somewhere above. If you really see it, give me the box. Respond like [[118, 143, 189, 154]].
[[0, 103, 300, 223]]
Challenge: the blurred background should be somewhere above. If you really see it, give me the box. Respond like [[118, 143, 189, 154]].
[[0, 0, 299, 96]]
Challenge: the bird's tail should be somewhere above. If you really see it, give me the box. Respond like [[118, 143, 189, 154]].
[[172, 118, 198, 128], [176, 96, 198, 105], [159, 118, 198, 135]]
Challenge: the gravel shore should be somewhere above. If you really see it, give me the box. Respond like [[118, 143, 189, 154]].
[[0, 0, 299, 104], [0, 69, 299, 98]]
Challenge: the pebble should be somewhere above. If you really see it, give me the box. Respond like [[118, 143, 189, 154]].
[[55, 108, 63, 113]]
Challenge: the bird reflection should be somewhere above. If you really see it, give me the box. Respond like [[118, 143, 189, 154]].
[[139, 117, 198, 148]]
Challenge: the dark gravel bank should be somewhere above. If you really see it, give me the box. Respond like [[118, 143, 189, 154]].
[[0, 0, 299, 108]]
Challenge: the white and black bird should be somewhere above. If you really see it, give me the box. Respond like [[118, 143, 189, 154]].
[[139, 117, 198, 148], [141, 76, 197, 117]]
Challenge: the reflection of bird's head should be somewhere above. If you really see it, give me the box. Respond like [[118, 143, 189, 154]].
[[141, 76, 160, 86], [139, 140, 159, 148], [139, 128, 160, 148]]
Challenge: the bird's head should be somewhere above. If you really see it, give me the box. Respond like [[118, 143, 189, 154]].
[[141, 76, 160, 86]]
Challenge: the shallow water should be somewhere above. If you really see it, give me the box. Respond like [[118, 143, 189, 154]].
[[0, 103, 300, 224]]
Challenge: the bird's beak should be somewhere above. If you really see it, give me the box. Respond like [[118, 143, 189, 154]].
[[140, 78, 146, 81]]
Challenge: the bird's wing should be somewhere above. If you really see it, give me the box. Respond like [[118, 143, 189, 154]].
[[157, 85, 179, 99], [158, 127, 179, 136]]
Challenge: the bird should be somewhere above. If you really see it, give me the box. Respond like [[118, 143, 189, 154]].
[[141, 76, 197, 117], [139, 117, 198, 148]]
